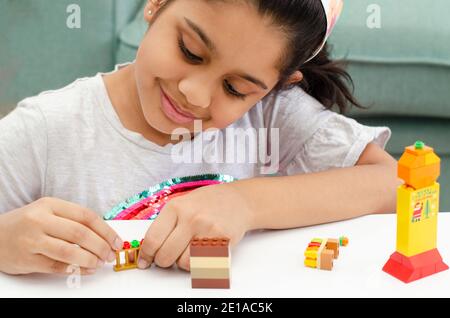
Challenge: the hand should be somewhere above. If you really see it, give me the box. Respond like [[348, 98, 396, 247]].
[[0, 197, 123, 275], [138, 183, 254, 271]]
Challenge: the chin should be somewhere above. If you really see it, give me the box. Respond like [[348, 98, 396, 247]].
[[144, 112, 171, 135], [142, 105, 190, 136]]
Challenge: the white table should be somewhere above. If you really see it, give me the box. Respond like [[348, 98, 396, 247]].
[[1, 214, 449, 298]]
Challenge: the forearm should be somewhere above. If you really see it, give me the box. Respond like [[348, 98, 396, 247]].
[[229, 163, 402, 231]]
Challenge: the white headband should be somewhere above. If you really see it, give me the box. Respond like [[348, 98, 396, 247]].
[[305, 0, 344, 63]]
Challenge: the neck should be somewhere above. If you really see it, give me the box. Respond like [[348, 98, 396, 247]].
[[102, 63, 175, 146]]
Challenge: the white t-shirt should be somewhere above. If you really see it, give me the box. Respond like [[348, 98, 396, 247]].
[[0, 63, 391, 215]]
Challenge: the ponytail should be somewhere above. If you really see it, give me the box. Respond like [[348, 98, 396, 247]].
[[296, 45, 367, 114]]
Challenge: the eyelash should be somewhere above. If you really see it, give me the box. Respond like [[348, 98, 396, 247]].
[[177, 37, 247, 100]]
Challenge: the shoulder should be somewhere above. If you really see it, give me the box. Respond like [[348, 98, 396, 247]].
[[16, 74, 105, 126], [258, 86, 336, 145], [261, 85, 325, 116], [239, 86, 325, 129]]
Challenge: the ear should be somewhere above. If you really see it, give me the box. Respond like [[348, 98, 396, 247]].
[[143, 0, 166, 23], [286, 71, 303, 85]]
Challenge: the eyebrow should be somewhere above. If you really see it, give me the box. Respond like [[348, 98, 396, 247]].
[[183, 17, 269, 90]]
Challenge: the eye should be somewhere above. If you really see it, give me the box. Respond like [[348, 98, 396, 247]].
[[178, 36, 248, 101], [178, 37, 202, 63], [224, 81, 247, 100]]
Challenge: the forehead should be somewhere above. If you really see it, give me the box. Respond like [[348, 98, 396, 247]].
[[168, 0, 286, 80]]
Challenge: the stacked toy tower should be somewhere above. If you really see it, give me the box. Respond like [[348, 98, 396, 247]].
[[383, 141, 448, 283], [190, 238, 231, 289]]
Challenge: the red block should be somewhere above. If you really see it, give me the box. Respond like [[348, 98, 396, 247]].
[[191, 279, 230, 289], [383, 248, 449, 283], [190, 238, 230, 257]]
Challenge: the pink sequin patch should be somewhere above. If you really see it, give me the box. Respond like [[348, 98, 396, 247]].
[[113, 180, 222, 220]]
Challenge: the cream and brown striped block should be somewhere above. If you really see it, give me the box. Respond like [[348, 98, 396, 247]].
[[190, 238, 231, 289]]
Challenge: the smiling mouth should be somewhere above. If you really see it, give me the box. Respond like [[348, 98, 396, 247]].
[[163, 88, 198, 118], [160, 87, 203, 124]]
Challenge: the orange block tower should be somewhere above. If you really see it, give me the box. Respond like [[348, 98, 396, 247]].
[[383, 141, 448, 283]]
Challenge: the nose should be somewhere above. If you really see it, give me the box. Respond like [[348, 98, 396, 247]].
[[178, 74, 213, 109]]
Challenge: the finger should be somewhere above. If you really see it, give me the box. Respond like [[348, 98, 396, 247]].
[[43, 214, 116, 263], [45, 198, 123, 251], [176, 247, 191, 272], [32, 254, 97, 276], [37, 236, 102, 270], [138, 207, 177, 269], [154, 225, 192, 268]]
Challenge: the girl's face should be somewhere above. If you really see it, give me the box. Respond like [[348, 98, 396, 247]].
[[134, 0, 288, 135]]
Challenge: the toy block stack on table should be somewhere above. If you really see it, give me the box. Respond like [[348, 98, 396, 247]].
[[304, 236, 348, 271], [113, 239, 143, 272], [190, 238, 231, 289], [383, 141, 448, 283]]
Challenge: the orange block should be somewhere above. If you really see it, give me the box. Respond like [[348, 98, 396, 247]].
[[398, 142, 440, 189], [320, 249, 334, 271]]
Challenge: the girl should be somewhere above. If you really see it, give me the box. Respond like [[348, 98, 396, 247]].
[[0, 0, 399, 275]]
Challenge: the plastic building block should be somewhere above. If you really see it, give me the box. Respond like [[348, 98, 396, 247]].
[[320, 249, 334, 271], [189, 238, 231, 289], [397, 141, 440, 190], [304, 236, 348, 271], [383, 141, 448, 283], [339, 236, 349, 246], [113, 239, 143, 272]]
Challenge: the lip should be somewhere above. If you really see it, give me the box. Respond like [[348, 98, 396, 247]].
[[160, 87, 197, 124]]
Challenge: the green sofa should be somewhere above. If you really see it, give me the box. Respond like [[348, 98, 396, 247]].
[[328, 0, 450, 210], [1, 0, 449, 210], [0, 0, 144, 117]]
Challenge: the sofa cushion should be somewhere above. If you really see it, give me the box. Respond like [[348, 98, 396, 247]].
[[0, 0, 143, 117], [343, 62, 450, 118], [116, 4, 148, 64], [328, 0, 450, 118], [356, 117, 450, 155]]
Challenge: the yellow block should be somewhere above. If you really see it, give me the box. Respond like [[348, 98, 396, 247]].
[[396, 183, 440, 256], [304, 249, 318, 259], [304, 258, 317, 268]]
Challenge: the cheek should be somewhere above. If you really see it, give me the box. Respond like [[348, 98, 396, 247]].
[[135, 41, 156, 94], [207, 103, 254, 129], [135, 31, 182, 86]]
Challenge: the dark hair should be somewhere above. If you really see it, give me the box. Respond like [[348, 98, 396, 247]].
[[247, 0, 365, 114], [156, 0, 365, 114]]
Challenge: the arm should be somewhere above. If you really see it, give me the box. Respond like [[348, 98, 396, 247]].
[[0, 103, 47, 213], [138, 143, 402, 271], [0, 104, 122, 275], [229, 142, 402, 230]]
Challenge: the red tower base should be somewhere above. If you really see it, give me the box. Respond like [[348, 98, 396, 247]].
[[383, 248, 449, 283]]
